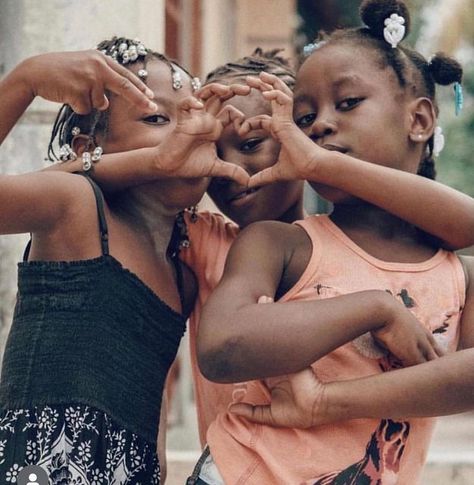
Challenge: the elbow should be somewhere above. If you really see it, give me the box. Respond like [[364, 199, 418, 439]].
[[197, 336, 244, 383]]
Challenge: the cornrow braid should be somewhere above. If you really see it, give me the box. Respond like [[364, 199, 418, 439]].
[[205, 48, 296, 89], [48, 36, 196, 162], [303, 0, 463, 180]]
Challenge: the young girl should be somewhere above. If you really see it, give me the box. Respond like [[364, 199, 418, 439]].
[[60, 46, 474, 459], [196, 0, 473, 483], [0, 38, 247, 484]]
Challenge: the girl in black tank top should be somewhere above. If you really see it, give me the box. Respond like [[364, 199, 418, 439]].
[[0, 38, 248, 484]]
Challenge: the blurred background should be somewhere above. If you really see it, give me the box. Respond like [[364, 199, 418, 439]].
[[0, 0, 473, 483]]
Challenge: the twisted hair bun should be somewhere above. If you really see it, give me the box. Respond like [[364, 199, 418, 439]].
[[360, 0, 411, 40], [429, 52, 463, 85]]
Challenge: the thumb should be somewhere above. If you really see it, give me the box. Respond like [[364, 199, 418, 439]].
[[229, 402, 277, 426]]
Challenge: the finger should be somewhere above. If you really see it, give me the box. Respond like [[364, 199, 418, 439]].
[[197, 83, 232, 102], [216, 105, 245, 130], [178, 96, 204, 112], [91, 86, 109, 111], [238, 115, 272, 136], [262, 89, 293, 106], [259, 71, 293, 97], [426, 333, 446, 357], [102, 60, 158, 112], [103, 53, 155, 99], [246, 76, 273, 92], [229, 403, 277, 426], [248, 166, 278, 188], [211, 160, 250, 186], [227, 83, 251, 97], [257, 296, 274, 304], [69, 96, 93, 115]]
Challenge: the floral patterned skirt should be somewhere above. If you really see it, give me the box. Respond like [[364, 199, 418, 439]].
[[0, 404, 160, 484]]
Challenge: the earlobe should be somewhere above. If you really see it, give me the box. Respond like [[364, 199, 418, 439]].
[[408, 97, 436, 143]]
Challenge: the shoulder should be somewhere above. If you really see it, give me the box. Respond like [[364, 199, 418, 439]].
[[459, 255, 474, 293]]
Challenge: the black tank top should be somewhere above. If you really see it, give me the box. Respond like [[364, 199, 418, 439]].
[[0, 176, 186, 443]]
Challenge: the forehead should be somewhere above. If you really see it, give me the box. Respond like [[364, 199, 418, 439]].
[[132, 59, 193, 103], [223, 88, 271, 117], [295, 43, 392, 95]]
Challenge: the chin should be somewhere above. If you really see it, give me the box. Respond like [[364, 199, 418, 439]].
[[162, 178, 209, 209]]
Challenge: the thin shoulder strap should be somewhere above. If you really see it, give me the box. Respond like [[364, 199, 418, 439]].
[[22, 174, 109, 261], [80, 174, 110, 256], [168, 218, 186, 315]]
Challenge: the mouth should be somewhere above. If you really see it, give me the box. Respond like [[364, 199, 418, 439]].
[[320, 144, 348, 154], [228, 187, 261, 205]]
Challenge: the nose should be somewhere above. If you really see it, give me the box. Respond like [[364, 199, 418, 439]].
[[309, 118, 337, 142]]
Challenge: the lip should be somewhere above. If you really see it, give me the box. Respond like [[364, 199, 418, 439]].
[[228, 187, 261, 207], [320, 144, 348, 154]]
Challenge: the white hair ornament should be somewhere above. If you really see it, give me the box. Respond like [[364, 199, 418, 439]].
[[432, 126, 445, 157], [383, 13, 406, 48]]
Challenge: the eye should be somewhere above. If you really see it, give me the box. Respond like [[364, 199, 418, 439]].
[[337, 97, 363, 111], [142, 114, 170, 125], [295, 113, 316, 128], [240, 138, 264, 153]]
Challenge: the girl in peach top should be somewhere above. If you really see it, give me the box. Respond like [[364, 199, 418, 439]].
[[196, 0, 474, 483]]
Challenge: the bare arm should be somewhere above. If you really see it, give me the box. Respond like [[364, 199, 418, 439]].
[[246, 72, 474, 250], [230, 256, 474, 427], [198, 222, 439, 383], [0, 171, 93, 235], [0, 50, 156, 146], [230, 349, 474, 427]]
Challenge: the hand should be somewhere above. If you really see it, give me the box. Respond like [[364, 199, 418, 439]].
[[241, 72, 328, 188], [373, 301, 445, 366], [17, 50, 157, 114], [230, 367, 328, 428], [154, 83, 251, 185]]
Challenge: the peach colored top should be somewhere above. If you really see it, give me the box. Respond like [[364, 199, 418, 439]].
[[181, 211, 240, 447], [205, 214, 465, 485]]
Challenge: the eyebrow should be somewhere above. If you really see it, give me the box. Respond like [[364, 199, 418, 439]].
[[333, 74, 363, 89]]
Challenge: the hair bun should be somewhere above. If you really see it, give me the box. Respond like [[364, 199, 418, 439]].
[[429, 52, 463, 85], [360, 0, 411, 40]]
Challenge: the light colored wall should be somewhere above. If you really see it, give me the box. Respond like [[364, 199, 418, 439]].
[[0, 0, 165, 348]]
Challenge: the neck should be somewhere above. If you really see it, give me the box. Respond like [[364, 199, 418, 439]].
[[277, 198, 306, 224], [330, 201, 420, 241], [113, 190, 180, 256]]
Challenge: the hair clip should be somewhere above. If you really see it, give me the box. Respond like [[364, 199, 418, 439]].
[[58, 144, 77, 162], [191, 77, 202, 92], [432, 126, 445, 157], [137, 69, 148, 80], [82, 151, 92, 171], [172, 70, 183, 90], [302, 41, 326, 57], [384, 13, 406, 48], [454, 82, 464, 116]]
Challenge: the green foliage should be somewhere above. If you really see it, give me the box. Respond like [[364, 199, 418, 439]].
[[437, 64, 474, 196]]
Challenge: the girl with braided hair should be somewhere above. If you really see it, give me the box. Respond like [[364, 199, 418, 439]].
[[0, 37, 248, 484], [195, 0, 474, 482]]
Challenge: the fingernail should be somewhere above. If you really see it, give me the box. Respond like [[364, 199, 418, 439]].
[[145, 88, 155, 99], [148, 101, 158, 112]]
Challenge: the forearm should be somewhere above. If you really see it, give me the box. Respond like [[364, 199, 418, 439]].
[[0, 59, 35, 145], [199, 290, 394, 382], [45, 146, 171, 191], [326, 349, 474, 421], [313, 151, 474, 250]]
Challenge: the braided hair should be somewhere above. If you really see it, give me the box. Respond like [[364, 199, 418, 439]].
[[303, 0, 463, 180], [47, 36, 195, 161], [205, 47, 296, 89]]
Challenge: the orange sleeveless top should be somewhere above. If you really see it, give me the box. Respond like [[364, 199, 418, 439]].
[[206, 214, 465, 485], [181, 211, 240, 447]]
